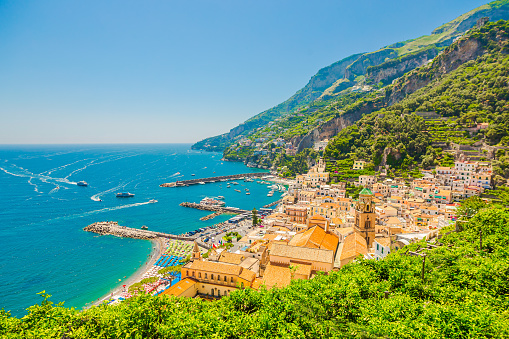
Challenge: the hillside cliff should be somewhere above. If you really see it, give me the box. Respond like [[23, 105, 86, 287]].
[[193, 0, 509, 154]]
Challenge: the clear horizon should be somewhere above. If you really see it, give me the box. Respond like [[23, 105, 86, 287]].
[[0, 0, 489, 144]]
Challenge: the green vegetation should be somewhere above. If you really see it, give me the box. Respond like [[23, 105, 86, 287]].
[[3, 203, 509, 338], [324, 112, 430, 169], [252, 208, 258, 226], [273, 148, 319, 177], [323, 20, 509, 176], [193, 1, 509, 154]]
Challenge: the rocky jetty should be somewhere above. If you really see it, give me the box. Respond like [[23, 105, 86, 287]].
[[84, 221, 192, 241], [179, 202, 247, 214], [200, 212, 222, 221]]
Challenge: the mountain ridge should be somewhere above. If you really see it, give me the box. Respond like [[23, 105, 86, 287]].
[[192, 0, 509, 153]]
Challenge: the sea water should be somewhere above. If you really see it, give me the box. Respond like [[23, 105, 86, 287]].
[[0, 144, 278, 316]]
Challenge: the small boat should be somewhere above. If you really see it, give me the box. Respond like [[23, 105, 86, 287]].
[[217, 196, 225, 200], [246, 192, 250, 195], [227, 185, 231, 188], [191, 174, 195, 176], [141, 225, 148, 230], [77, 181, 88, 187], [232, 182, 239, 185], [234, 189, 241, 193], [199, 182, 206, 185], [245, 188, 249, 191], [149, 199, 158, 203], [116, 192, 135, 198]]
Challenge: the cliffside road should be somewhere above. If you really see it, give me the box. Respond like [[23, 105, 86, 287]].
[[160, 173, 268, 187]]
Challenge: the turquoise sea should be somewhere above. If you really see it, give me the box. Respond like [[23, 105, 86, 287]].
[[0, 144, 278, 317]]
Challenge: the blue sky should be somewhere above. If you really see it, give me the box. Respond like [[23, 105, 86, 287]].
[[0, 0, 488, 144]]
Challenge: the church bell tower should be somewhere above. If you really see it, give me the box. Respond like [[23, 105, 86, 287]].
[[354, 188, 376, 247]]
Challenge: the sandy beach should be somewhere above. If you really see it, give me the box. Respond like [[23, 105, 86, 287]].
[[88, 237, 165, 308]]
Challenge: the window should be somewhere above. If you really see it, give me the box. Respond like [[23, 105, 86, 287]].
[[205, 273, 208, 279], [217, 275, 221, 281], [224, 276, 227, 282], [231, 277, 234, 283], [199, 272, 201, 278], [211, 274, 214, 280], [192, 271, 195, 277]]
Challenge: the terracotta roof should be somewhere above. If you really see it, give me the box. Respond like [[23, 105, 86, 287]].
[[293, 262, 312, 277], [161, 277, 197, 297], [375, 237, 391, 247], [271, 243, 334, 263], [386, 216, 402, 225], [331, 217, 343, 225], [339, 233, 367, 261], [289, 226, 339, 253], [309, 214, 327, 221], [263, 234, 279, 241], [239, 268, 256, 282], [189, 260, 242, 276], [335, 227, 354, 235], [261, 264, 291, 288], [218, 252, 245, 265], [251, 277, 263, 290]]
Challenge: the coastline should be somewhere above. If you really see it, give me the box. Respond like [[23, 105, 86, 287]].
[[88, 237, 165, 308]]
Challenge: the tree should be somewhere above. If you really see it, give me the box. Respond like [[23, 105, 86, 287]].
[[252, 208, 259, 226], [457, 196, 486, 219]]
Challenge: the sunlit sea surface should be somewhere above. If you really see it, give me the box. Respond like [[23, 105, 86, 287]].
[[0, 144, 277, 316]]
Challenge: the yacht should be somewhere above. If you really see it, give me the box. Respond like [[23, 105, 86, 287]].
[[267, 191, 274, 197], [77, 181, 88, 187], [116, 192, 135, 198], [200, 197, 225, 206]]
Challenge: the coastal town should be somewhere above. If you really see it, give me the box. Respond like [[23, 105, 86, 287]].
[[90, 154, 493, 303]]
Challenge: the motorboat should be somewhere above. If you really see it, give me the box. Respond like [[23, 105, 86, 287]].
[[217, 196, 225, 200], [77, 181, 88, 186], [149, 199, 158, 203], [199, 182, 206, 185], [116, 192, 134, 198]]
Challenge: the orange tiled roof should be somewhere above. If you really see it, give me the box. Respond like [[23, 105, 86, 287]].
[[218, 252, 245, 265], [189, 260, 242, 276], [239, 268, 256, 282], [261, 264, 291, 288], [161, 278, 197, 297], [339, 233, 367, 261], [289, 226, 339, 253], [271, 243, 334, 263]]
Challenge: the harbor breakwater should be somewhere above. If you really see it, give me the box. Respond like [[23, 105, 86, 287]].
[[160, 172, 268, 187], [179, 202, 249, 214], [84, 222, 195, 241]]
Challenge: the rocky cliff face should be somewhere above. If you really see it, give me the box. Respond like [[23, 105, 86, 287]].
[[294, 100, 382, 152], [366, 47, 440, 85], [344, 49, 397, 80], [386, 35, 488, 106]]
